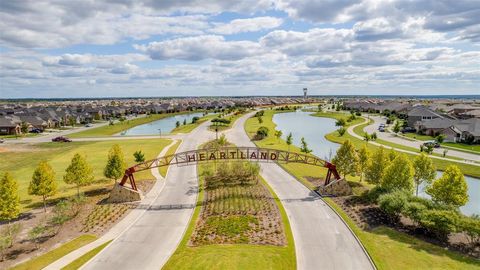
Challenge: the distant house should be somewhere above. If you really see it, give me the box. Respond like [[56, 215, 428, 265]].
[[407, 106, 443, 127], [454, 118, 480, 144], [0, 116, 20, 135], [414, 118, 480, 143]]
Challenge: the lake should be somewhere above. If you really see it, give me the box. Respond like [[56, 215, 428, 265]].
[[120, 112, 204, 136], [273, 110, 480, 216]]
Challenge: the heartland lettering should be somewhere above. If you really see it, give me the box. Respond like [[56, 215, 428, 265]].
[[184, 149, 278, 162]]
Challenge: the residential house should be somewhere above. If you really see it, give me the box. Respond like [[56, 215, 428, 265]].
[[407, 106, 443, 127]]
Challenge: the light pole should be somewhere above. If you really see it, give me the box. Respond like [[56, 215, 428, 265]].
[[158, 128, 161, 137], [215, 127, 218, 140]]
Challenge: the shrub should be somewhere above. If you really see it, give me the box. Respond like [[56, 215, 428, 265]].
[[362, 186, 388, 203], [403, 201, 427, 225], [378, 190, 410, 222], [418, 209, 459, 240], [254, 110, 265, 117], [256, 126, 269, 139], [457, 215, 480, 246], [337, 127, 346, 136], [335, 118, 346, 127]]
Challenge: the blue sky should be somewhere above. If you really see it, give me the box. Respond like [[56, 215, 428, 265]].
[[0, 0, 479, 98]]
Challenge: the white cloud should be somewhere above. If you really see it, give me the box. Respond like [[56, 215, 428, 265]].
[[210, 16, 283, 35]]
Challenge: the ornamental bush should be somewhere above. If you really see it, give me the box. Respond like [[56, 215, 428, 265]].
[[418, 209, 459, 240], [378, 190, 410, 222], [256, 126, 269, 139]]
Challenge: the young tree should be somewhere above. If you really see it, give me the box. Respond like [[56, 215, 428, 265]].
[[357, 145, 370, 182], [183, 119, 187, 125], [28, 161, 57, 212], [257, 116, 263, 124], [286, 132, 293, 152], [393, 120, 402, 134], [381, 154, 414, 192], [300, 137, 312, 154], [20, 121, 29, 134], [64, 153, 94, 197], [412, 153, 436, 196], [337, 127, 346, 136], [217, 134, 228, 147], [175, 121, 180, 128], [335, 118, 346, 127], [332, 140, 359, 178], [363, 132, 371, 142], [104, 144, 127, 182], [426, 165, 468, 207], [133, 150, 145, 163], [364, 146, 388, 185], [0, 172, 20, 222], [435, 134, 445, 144], [274, 130, 283, 141]]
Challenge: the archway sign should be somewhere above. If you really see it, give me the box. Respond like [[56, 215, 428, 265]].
[[120, 147, 341, 191]]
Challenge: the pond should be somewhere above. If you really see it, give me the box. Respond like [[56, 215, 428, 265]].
[[273, 110, 480, 216], [120, 112, 204, 136]]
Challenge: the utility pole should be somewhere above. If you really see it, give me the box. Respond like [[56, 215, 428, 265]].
[[303, 88, 308, 100]]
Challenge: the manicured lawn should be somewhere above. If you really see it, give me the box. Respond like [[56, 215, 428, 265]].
[[208, 111, 248, 132], [245, 109, 480, 269], [0, 139, 171, 210], [442, 142, 480, 153], [10, 235, 97, 270], [69, 112, 191, 138], [1, 133, 40, 139], [171, 114, 217, 134], [61, 240, 112, 270], [402, 132, 435, 141], [325, 198, 480, 270], [163, 161, 296, 270], [159, 140, 182, 177]]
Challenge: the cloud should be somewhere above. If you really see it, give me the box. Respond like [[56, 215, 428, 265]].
[[135, 35, 263, 61], [210, 16, 283, 35]]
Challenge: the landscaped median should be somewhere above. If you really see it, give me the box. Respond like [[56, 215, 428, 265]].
[[163, 141, 296, 270], [244, 109, 480, 269]]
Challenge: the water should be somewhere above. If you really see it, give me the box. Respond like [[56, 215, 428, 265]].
[[120, 112, 204, 135], [273, 110, 480, 216], [273, 110, 339, 161]]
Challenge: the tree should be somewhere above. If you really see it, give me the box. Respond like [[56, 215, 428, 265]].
[[393, 120, 402, 134], [20, 121, 29, 133], [435, 134, 445, 144], [256, 127, 269, 139], [426, 165, 468, 207], [363, 132, 371, 142], [388, 148, 397, 161], [133, 150, 145, 163], [335, 118, 346, 127], [286, 132, 293, 152], [412, 153, 436, 196], [217, 134, 228, 147], [175, 121, 180, 128], [0, 172, 20, 222], [104, 144, 127, 182], [337, 127, 346, 136], [183, 119, 187, 125], [300, 137, 312, 154], [191, 116, 199, 124], [29, 161, 57, 212], [357, 145, 369, 182], [274, 130, 283, 141], [257, 116, 263, 124], [64, 153, 94, 197], [332, 140, 358, 178], [381, 154, 414, 192], [364, 147, 388, 185]]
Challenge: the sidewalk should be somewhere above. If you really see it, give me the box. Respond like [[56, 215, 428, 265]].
[[43, 139, 179, 270]]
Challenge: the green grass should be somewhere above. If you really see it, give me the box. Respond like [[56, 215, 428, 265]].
[[325, 198, 480, 270], [171, 114, 218, 134], [9, 235, 97, 270], [0, 139, 171, 210], [69, 112, 193, 138], [159, 140, 182, 177], [61, 240, 112, 270], [245, 109, 480, 269], [442, 142, 480, 153], [0, 133, 40, 139], [208, 111, 248, 132], [163, 161, 296, 270], [402, 132, 435, 141]]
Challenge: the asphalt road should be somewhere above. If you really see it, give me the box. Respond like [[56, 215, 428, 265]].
[[82, 121, 214, 270], [225, 113, 374, 270]]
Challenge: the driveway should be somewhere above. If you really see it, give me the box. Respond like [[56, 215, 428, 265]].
[[225, 113, 374, 270]]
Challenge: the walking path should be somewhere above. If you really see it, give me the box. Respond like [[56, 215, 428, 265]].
[[43, 139, 180, 270], [225, 113, 374, 270], [349, 117, 480, 166]]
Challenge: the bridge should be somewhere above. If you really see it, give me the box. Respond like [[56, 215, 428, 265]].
[[120, 146, 341, 191]]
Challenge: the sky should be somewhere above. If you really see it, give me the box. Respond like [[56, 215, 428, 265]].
[[0, 0, 479, 98]]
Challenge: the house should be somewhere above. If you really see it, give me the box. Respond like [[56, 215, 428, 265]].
[[407, 106, 443, 127], [0, 116, 20, 135], [414, 118, 455, 137], [454, 118, 480, 144]]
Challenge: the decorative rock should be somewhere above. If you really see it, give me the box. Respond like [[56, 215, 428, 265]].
[[108, 183, 143, 203], [317, 178, 352, 196]]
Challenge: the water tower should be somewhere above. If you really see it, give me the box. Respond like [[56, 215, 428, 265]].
[[303, 88, 308, 99]]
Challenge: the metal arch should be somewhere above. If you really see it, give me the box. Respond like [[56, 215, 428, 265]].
[[120, 147, 341, 191]]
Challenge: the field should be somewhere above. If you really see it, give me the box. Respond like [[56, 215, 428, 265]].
[[244, 109, 480, 269], [0, 139, 171, 210], [164, 154, 296, 269]]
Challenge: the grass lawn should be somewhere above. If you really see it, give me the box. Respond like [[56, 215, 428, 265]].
[[0, 139, 171, 210], [163, 161, 296, 270], [1, 133, 40, 139], [10, 234, 97, 270], [442, 142, 480, 153], [159, 140, 182, 177], [69, 112, 192, 138], [61, 240, 112, 270], [325, 198, 480, 270], [171, 114, 218, 134], [244, 109, 480, 269], [402, 132, 435, 141], [208, 111, 248, 132]]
